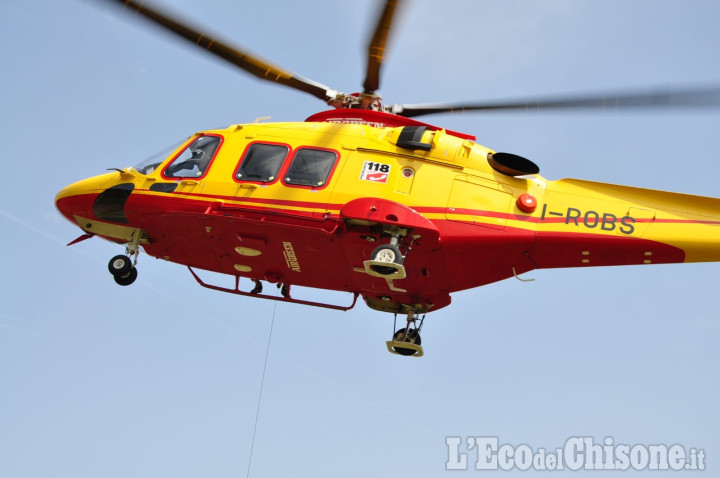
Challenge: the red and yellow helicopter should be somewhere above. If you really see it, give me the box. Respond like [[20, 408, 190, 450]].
[[56, 0, 720, 356]]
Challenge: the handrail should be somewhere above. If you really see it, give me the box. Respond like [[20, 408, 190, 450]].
[[188, 267, 359, 311]]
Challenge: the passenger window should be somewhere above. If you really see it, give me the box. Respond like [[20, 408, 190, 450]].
[[164, 135, 222, 179], [235, 143, 289, 183], [284, 148, 337, 188]]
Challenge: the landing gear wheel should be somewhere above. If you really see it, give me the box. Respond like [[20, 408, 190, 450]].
[[108, 255, 132, 276], [113, 267, 138, 286], [391, 328, 422, 356], [370, 244, 403, 275]]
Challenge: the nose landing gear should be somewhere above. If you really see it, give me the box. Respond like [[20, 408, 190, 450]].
[[107, 229, 142, 286], [108, 255, 132, 276], [108, 254, 137, 286], [386, 308, 425, 357], [111, 264, 138, 286]]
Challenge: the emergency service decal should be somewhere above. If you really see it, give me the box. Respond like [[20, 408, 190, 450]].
[[360, 161, 391, 183]]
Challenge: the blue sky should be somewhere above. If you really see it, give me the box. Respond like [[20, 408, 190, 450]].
[[2, 0, 719, 476]]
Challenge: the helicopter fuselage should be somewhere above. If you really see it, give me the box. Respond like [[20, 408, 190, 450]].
[[55, 111, 720, 314]]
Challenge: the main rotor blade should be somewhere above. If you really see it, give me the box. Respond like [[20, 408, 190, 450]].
[[103, 0, 336, 102], [393, 85, 720, 118], [363, 0, 404, 94]]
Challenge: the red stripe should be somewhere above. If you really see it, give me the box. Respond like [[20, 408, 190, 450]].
[[416, 205, 720, 226], [130, 190, 720, 228], [136, 188, 345, 211]]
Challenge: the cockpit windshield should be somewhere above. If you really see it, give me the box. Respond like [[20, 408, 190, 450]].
[[132, 135, 222, 177], [132, 139, 187, 175]]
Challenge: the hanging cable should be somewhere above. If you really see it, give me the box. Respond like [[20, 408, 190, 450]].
[[246, 300, 277, 478]]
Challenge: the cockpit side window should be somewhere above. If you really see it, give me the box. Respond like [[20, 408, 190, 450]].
[[283, 148, 338, 188], [163, 135, 222, 179], [235, 143, 289, 183]]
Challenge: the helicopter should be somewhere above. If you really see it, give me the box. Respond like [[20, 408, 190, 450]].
[[55, 0, 720, 357]]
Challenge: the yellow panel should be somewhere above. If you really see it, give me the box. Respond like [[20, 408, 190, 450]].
[[394, 166, 415, 194], [446, 175, 512, 230]]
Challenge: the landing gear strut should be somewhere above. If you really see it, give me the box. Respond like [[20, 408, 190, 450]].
[[107, 229, 142, 286], [386, 308, 425, 357]]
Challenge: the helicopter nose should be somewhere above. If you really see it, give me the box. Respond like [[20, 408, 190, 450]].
[[55, 183, 78, 222], [55, 173, 118, 224], [55, 181, 88, 224]]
